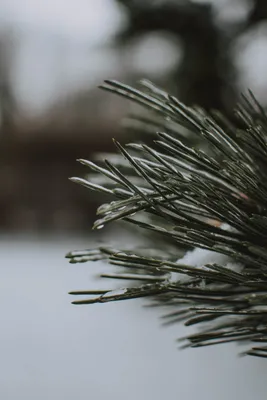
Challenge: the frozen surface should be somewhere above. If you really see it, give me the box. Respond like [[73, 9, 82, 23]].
[[1, 235, 266, 400]]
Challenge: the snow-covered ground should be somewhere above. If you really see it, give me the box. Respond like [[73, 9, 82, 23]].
[[1, 235, 266, 400]]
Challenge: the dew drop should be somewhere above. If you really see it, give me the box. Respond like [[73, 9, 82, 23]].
[[96, 224, 104, 230], [98, 203, 110, 213], [102, 288, 127, 299]]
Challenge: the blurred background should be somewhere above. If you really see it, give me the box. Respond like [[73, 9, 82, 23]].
[[1, 0, 267, 232], [2, 1, 267, 399]]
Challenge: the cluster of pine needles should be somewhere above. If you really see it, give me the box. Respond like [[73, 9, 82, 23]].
[[66, 79, 267, 358]]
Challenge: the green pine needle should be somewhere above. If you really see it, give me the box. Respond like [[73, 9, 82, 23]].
[[67, 80, 267, 358]]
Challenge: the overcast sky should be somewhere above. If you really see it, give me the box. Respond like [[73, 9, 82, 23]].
[[0, 0, 124, 44], [1, 0, 267, 115], [0, 0, 125, 114]]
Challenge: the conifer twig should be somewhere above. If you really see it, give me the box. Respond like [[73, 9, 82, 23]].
[[67, 80, 267, 357]]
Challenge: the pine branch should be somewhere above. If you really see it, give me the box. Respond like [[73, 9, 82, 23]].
[[67, 80, 267, 357]]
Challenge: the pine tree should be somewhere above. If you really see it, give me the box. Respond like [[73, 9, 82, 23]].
[[67, 79, 267, 358]]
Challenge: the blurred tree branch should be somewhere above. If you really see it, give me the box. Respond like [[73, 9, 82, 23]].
[[115, 0, 267, 112]]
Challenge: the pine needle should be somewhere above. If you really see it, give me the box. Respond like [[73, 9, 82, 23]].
[[67, 80, 267, 357]]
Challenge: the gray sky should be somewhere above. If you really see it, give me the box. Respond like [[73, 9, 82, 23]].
[[0, 0, 125, 114], [0, 0, 123, 44], [1, 0, 267, 115]]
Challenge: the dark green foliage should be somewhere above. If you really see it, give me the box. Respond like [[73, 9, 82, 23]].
[[67, 80, 267, 358]]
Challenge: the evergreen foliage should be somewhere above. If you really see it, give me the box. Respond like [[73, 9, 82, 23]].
[[67, 80, 267, 358]]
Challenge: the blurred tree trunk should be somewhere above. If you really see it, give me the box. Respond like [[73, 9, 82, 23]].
[[0, 33, 17, 137], [117, 1, 236, 111]]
